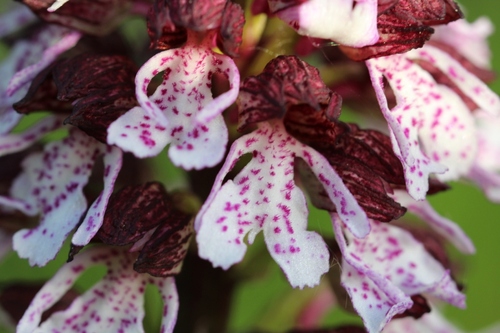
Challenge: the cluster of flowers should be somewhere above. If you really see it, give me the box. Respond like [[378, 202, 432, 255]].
[[0, 0, 499, 332]]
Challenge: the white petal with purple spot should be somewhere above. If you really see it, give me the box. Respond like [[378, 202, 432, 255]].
[[407, 46, 500, 115], [17, 246, 178, 333], [110, 43, 239, 169], [333, 216, 465, 333], [196, 121, 368, 288], [417, 85, 477, 182], [367, 54, 447, 199], [108, 106, 171, 158], [11, 129, 108, 266]]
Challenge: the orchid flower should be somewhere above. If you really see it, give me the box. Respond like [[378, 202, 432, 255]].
[[0, 128, 122, 266], [195, 56, 408, 288], [195, 119, 367, 288], [107, 0, 243, 169], [332, 215, 465, 333], [366, 42, 500, 200], [17, 246, 179, 333]]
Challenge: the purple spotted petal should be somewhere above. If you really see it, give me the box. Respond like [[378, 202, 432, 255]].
[[72, 146, 123, 246], [108, 106, 171, 158], [109, 43, 239, 169], [394, 190, 475, 254], [17, 246, 178, 333], [6, 26, 81, 99], [333, 216, 465, 333], [417, 85, 477, 182], [368, 45, 500, 199], [196, 121, 368, 288], [367, 54, 447, 199], [0, 4, 37, 38], [0, 115, 63, 157], [268, 0, 379, 47], [11, 129, 108, 266], [406, 46, 500, 115]]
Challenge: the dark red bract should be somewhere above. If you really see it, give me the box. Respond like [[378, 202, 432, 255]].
[[97, 182, 193, 277], [13, 53, 138, 143]]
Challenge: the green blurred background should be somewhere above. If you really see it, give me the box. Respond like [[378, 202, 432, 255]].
[[0, 0, 500, 332]]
